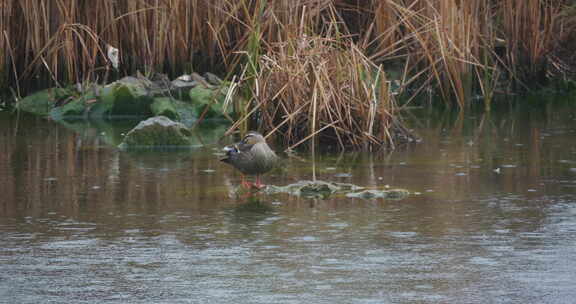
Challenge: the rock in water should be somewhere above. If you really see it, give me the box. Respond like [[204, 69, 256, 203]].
[[119, 116, 192, 150]]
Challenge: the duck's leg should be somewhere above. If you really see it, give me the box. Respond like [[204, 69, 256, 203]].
[[241, 174, 251, 188], [254, 175, 264, 189]]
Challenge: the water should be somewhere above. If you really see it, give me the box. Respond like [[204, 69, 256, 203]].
[[1, 101, 576, 303]]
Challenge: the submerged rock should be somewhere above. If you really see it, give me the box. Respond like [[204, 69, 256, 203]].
[[345, 189, 410, 200], [118, 116, 192, 150], [299, 182, 340, 198], [55, 116, 227, 149], [265, 180, 409, 200], [266, 180, 363, 199]]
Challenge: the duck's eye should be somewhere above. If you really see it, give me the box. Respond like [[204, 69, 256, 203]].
[[242, 135, 253, 144]]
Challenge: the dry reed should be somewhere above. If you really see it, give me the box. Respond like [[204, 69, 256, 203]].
[[2, 0, 576, 149], [369, 0, 496, 107], [253, 35, 404, 149], [365, 0, 574, 106], [3, 0, 574, 97], [221, 2, 412, 149]]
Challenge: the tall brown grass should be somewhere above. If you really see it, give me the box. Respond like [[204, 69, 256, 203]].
[[500, 0, 568, 83], [366, 0, 574, 106], [230, 32, 403, 149], [1, 0, 13, 93], [220, 1, 411, 149], [3, 1, 574, 93], [2, 0, 576, 148], [3, 0, 233, 88], [371, 1, 494, 107]]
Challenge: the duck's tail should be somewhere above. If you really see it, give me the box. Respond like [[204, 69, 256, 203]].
[[219, 144, 239, 163]]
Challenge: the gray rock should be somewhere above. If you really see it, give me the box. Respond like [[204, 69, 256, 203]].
[[204, 72, 223, 86], [171, 77, 198, 100], [191, 72, 213, 89], [172, 78, 198, 89]]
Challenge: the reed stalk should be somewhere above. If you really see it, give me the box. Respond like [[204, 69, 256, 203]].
[[0, 1, 12, 92]]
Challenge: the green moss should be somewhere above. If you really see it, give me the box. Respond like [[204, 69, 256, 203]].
[[119, 116, 193, 149], [17, 87, 73, 117], [50, 90, 98, 120], [110, 84, 154, 116], [151, 97, 180, 120], [189, 86, 214, 105], [189, 86, 231, 118], [122, 125, 190, 146], [171, 99, 198, 126]]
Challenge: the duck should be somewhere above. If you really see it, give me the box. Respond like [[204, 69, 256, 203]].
[[220, 131, 278, 188]]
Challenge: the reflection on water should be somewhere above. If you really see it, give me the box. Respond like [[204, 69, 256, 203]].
[[2, 101, 576, 303]]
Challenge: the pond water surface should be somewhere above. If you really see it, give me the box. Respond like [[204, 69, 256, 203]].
[[1, 100, 576, 303]]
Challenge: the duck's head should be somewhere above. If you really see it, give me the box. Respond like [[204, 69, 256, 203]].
[[240, 131, 266, 146]]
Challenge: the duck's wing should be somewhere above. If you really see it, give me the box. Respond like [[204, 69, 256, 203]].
[[220, 144, 239, 163]]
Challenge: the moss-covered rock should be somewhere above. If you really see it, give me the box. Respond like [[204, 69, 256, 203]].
[[49, 89, 98, 120], [171, 99, 198, 126], [189, 85, 232, 118], [150, 96, 203, 124], [17, 73, 235, 122], [16, 87, 75, 117], [48, 81, 155, 120], [109, 83, 154, 116], [189, 86, 214, 104], [151, 97, 180, 121], [119, 116, 192, 150]]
